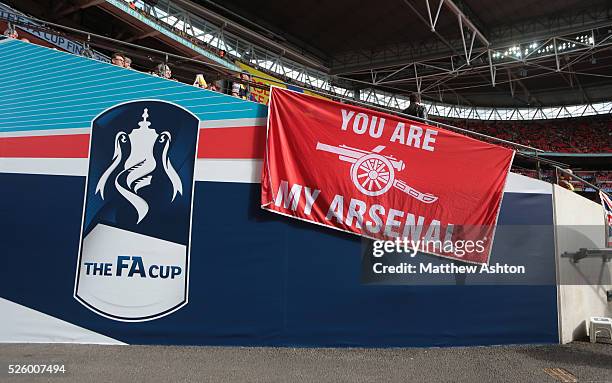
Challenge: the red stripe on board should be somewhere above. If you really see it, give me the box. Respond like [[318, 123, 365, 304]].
[[197, 126, 265, 159], [0, 126, 266, 159], [0, 134, 90, 158]]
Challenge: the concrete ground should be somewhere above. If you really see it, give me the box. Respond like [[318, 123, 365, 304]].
[[1, 340, 611, 383]]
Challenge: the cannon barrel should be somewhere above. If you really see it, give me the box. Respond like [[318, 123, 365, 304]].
[[315, 142, 367, 162], [316, 142, 405, 171]]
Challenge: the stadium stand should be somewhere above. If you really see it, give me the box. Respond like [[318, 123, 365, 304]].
[[445, 117, 611, 153]]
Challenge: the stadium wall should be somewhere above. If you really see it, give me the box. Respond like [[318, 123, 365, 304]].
[[554, 185, 611, 343], [0, 39, 560, 347]]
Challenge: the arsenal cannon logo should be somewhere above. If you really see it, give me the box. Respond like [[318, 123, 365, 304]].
[[74, 100, 200, 322], [316, 142, 438, 203]]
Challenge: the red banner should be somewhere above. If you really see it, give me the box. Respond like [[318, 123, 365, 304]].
[[261, 88, 514, 264]]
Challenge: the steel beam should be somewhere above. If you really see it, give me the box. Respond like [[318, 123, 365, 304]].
[[330, 4, 611, 74], [425, 0, 444, 31], [444, 0, 489, 46], [53, 0, 106, 20], [170, 0, 327, 70], [124, 30, 161, 43]]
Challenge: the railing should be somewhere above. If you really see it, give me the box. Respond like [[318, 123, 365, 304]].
[[0, 2, 109, 62], [108, 0, 353, 98], [513, 169, 612, 193]]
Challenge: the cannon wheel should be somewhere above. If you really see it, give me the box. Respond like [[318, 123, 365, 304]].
[[350, 154, 395, 196]]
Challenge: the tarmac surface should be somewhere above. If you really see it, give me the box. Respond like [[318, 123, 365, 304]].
[[1, 339, 611, 383]]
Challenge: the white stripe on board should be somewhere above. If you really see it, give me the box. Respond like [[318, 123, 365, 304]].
[[0, 297, 126, 345], [0, 128, 90, 137], [504, 172, 553, 194], [199, 118, 267, 128], [0, 157, 551, 193], [0, 118, 266, 137], [0, 157, 262, 183], [195, 159, 262, 183], [0, 158, 88, 176]]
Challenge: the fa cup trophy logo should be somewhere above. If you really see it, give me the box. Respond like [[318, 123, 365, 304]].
[[75, 100, 199, 322], [95, 108, 183, 223]]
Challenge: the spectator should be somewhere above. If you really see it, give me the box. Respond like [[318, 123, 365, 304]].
[[81, 44, 94, 59], [193, 74, 207, 89], [558, 169, 575, 192], [20, 38, 30, 43], [3, 24, 18, 39], [152, 63, 172, 79], [124, 57, 132, 69], [402, 93, 428, 120], [111, 52, 126, 67], [210, 79, 226, 93], [231, 72, 250, 100], [241, 72, 252, 99]]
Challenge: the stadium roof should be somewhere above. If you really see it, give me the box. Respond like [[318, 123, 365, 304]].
[[195, 0, 601, 59], [5, 0, 612, 109], [196, 0, 612, 108]]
